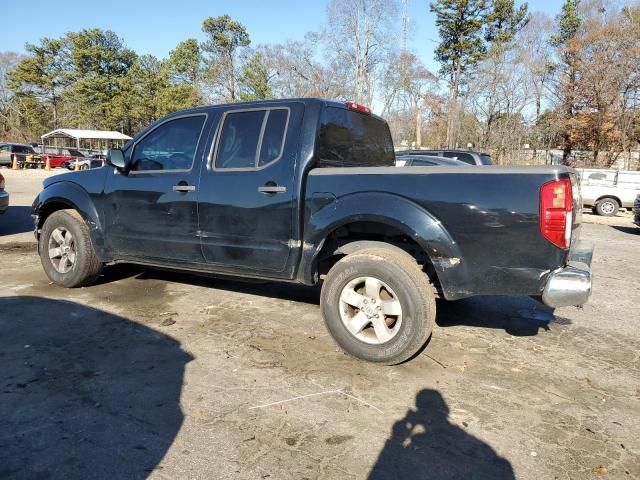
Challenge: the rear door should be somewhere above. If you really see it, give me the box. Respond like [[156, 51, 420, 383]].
[[197, 103, 302, 276], [103, 113, 210, 263]]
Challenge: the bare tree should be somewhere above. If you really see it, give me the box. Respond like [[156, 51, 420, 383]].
[[260, 34, 350, 100], [0, 52, 28, 140], [325, 0, 399, 106], [382, 52, 437, 147], [519, 12, 555, 125]]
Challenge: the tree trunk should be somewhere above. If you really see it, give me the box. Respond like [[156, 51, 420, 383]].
[[562, 62, 577, 164], [415, 106, 422, 148], [446, 62, 461, 149], [228, 50, 235, 101]]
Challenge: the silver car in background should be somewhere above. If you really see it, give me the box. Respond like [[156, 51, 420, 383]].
[[578, 168, 640, 216]]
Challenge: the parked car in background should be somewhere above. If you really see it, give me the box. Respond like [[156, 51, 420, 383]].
[[42, 148, 86, 169], [398, 155, 469, 167], [633, 193, 640, 227], [64, 154, 106, 171], [0, 143, 38, 167], [0, 173, 8, 214], [396, 149, 492, 166], [33, 98, 593, 365], [578, 168, 640, 216]]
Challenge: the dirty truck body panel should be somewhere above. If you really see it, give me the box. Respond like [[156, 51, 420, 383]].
[[304, 166, 574, 299], [33, 98, 590, 305]]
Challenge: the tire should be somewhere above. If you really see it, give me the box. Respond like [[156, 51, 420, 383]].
[[595, 197, 619, 216], [39, 209, 103, 287], [320, 246, 436, 365]]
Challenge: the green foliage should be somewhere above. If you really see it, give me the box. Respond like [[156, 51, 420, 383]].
[[238, 52, 273, 102], [551, 0, 581, 47], [201, 15, 251, 100], [485, 0, 530, 48], [9, 37, 69, 130], [201, 15, 250, 57], [167, 39, 201, 85], [60, 29, 136, 130], [430, 0, 488, 78], [6, 27, 202, 137], [166, 38, 203, 105]]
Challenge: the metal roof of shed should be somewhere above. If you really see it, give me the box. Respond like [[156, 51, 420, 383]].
[[41, 129, 131, 140]]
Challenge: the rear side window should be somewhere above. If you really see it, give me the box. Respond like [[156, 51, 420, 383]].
[[259, 109, 288, 166], [215, 108, 289, 169], [443, 152, 475, 165], [317, 107, 394, 167], [480, 154, 492, 165]]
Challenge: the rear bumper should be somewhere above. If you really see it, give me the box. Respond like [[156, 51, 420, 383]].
[[542, 240, 594, 308]]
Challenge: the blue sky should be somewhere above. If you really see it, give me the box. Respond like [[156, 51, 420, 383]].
[[1, 0, 562, 72]]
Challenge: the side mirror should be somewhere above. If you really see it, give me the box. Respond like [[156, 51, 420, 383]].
[[106, 149, 127, 171]]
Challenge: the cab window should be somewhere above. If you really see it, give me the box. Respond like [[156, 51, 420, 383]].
[[317, 107, 394, 167], [130, 115, 206, 172], [215, 108, 289, 169]]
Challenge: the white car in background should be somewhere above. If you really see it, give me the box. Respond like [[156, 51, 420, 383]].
[[578, 168, 640, 216]]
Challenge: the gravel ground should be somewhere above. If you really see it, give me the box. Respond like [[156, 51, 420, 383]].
[[0, 167, 638, 480]]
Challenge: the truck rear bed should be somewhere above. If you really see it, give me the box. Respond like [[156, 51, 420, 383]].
[[304, 165, 580, 300]]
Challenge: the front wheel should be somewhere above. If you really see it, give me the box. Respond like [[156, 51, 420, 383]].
[[595, 197, 619, 216], [39, 209, 103, 287], [320, 246, 436, 364]]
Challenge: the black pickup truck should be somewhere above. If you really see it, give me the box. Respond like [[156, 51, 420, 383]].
[[32, 98, 594, 364]]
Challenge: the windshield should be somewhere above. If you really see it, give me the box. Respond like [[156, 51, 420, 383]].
[[316, 106, 394, 167]]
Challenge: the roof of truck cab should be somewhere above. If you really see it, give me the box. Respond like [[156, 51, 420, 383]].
[[169, 98, 385, 121]]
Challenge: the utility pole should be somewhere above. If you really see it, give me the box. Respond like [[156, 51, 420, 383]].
[[402, 0, 409, 54]]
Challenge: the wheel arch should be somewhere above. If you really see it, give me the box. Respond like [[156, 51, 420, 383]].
[[595, 195, 621, 206], [299, 192, 468, 299], [34, 182, 108, 260]]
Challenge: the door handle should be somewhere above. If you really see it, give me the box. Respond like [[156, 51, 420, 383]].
[[173, 184, 196, 193], [258, 184, 287, 194]]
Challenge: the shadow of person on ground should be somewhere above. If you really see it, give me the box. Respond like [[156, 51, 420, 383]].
[[0, 206, 34, 236], [369, 389, 514, 480], [435, 295, 567, 336], [0, 296, 192, 479]]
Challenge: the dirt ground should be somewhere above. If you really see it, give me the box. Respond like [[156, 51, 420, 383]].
[[0, 168, 638, 480]]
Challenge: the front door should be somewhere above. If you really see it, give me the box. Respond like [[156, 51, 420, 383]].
[[103, 113, 210, 263], [197, 104, 302, 277]]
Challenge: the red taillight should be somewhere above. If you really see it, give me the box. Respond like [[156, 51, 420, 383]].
[[540, 178, 573, 249], [346, 101, 371, 114], [0, 174, 4, 191]]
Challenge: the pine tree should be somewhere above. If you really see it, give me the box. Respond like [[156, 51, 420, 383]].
[[201, 15, 250, 102], [238, 52, 273, 102], [430, 0, 488, 147], [551, 0, 582, 162]]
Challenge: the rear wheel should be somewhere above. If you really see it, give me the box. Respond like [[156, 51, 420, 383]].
[[39, 209, 103, 287], [320, 246, 436, 364], [595, 197, 619, 216]]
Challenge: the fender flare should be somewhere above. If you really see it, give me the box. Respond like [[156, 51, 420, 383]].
[[33, 181, 108, 260], [299, 192, 468, 299]]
